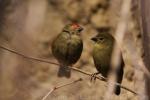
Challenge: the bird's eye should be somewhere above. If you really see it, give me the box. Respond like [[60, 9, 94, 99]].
[[99, 37, 104, 41]]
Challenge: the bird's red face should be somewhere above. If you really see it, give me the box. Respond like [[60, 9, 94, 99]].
[[71, 23, 80, 30], [63, 23, 83, 35], [70, 23, 83, 32]]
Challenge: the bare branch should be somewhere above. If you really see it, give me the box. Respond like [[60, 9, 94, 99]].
[[0, 45, 138, 95], [41, 78, 82, 100], [0, 45, 59, 66], [41, 89, 54, 100]]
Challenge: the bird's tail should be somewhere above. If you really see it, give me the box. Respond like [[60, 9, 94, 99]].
[[57, 66, 71, 78], [114, 84, 121, 95], [114, 63, 124, 95]]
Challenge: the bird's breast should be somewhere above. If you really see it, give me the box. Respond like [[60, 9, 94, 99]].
[[52, 33, 83, 65], [93, 44, 112, 76]]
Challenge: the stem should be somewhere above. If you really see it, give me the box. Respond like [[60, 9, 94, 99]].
[[41, 78, 82, 100], [0, 45, 138, 95]]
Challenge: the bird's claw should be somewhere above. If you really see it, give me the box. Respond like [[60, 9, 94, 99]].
[[90, 72, 99, 83]]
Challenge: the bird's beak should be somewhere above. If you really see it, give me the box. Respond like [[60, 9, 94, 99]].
[[91, 37, 97, 42], [78, 27, 83, 32]]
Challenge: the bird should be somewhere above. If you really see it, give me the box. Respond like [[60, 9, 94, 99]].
[[51, 23, 83, 78], [91, 31, 124, 95]]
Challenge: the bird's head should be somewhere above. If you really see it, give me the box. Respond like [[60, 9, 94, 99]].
[[91, 32, 114, 46], [63, 23, 83, 35]]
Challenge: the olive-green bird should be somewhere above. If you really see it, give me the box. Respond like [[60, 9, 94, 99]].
[[91, 32, 124, 95], [52, 23, 83, 78]]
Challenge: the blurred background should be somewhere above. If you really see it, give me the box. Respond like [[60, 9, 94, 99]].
[[0, 0, 142, 100]]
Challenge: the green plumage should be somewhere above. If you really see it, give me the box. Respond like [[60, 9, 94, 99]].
[[52, 32, 83, 65], [92, 32, 124, 95], [52, 24, 83, 78]]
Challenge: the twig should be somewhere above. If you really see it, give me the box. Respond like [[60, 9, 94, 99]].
[[41, 78, 82, 100], [0, 45, 138, 95], [0, 45, 59, 66], [71, 67, 137, 95]]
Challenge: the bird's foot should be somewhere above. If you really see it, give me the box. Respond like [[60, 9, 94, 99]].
[[90, 72, 99, 83]]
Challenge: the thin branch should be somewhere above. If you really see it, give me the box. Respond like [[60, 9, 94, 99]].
[[0, 45, 138, 95], [0, 45, 59, 66], [41, 89, 54, 100], [41, 78, 82, 100], [71, 67, 137, 94]]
